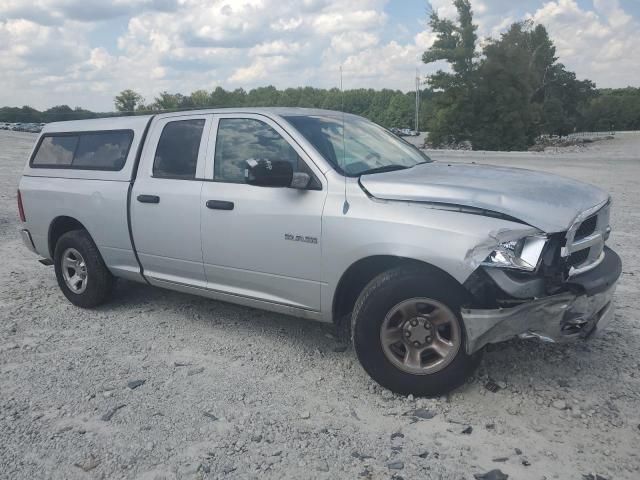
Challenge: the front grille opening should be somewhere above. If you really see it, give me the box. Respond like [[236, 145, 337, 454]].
[[575, 215, 597, 240], [568, 249, 589, 266]]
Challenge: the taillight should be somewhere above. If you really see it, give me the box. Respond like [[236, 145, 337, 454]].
[[17, 189, 25, 222]]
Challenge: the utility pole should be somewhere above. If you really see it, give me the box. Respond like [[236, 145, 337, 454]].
[[415, 68, 420, 133]]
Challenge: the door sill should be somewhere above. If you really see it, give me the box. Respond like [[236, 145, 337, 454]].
[[147, 277, 324, 322]]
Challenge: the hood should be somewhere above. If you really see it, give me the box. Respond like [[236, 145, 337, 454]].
[[359, 162, 609, 233]]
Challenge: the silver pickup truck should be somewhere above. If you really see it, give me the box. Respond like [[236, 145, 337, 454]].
[[18, 108, 621, 396]]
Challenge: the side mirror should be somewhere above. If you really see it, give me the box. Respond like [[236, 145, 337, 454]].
[[245, 159, 293, 187]]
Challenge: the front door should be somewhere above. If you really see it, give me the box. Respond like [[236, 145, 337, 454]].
[[200, 114, 327, 311], [131, 114, 212, 286]]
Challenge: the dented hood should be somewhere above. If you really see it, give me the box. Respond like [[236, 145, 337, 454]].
[[359, 162, 610, 233]]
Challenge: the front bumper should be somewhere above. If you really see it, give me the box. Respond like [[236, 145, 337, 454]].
[[462, 247, 621, 354]]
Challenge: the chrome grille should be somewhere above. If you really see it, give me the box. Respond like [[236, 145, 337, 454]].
[[562, 201, 610, 277]]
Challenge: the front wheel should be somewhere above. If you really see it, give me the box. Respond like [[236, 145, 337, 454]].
[[351, 266, 480, 397]]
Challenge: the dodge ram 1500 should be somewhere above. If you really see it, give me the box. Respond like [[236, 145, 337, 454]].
[[18, 108, 621, 396]]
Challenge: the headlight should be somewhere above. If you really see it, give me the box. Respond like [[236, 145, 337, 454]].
[[482, 236, 547, 271]]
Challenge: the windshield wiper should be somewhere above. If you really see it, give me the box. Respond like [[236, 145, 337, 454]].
[[358, 165, 410, 176]]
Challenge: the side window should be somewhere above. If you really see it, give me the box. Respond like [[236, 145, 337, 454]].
[[153, 119, 205, 179], [32, 136, 79, 167], [73, 131, 133, 170], [214, 118, 301, 184], [31, 131, 133, 170]]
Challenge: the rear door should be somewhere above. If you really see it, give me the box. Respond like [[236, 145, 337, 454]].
[[131, 114, 212, 286]]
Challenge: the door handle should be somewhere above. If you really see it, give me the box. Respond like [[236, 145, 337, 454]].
[[137, 194, 160, 204], [206, 200, 234, 210]]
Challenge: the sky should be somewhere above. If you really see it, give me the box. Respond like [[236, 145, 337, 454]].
[[1, 0, 639, 111]]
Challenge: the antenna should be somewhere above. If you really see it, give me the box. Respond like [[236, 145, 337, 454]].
[[415, 68, 420, 133], [340, 65, 349, 214]]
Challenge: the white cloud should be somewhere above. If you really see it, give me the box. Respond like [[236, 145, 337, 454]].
[[0, 0, 638, 110], [529, 0, 640, 87]]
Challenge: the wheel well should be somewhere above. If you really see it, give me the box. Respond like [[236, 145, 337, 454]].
[[332, 256, 467, 326], [48, 216, 87, 258]]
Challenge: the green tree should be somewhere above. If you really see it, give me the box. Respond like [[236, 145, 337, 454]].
[[422, 0, 478, 145], [114, 89, 144, 113], [152, 92, 185, 111], [472, 21, 595, 148], [189, 90, 211, 108]]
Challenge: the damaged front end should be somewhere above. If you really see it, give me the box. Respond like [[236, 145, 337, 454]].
[[461, 200, 621, 354]]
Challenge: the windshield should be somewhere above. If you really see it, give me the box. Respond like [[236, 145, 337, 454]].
[[284, 114, 431, 176]]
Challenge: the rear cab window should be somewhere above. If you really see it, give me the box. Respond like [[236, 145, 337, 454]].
[[30, 130, 133, 171]]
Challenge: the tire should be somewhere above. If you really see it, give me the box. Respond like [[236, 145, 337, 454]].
[[54, 230, 114, 308], [351, 265, 480, 397]]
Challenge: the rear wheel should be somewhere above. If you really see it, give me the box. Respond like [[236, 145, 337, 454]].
[[352, 266, 480, 396], [54, 230, 114, 308]]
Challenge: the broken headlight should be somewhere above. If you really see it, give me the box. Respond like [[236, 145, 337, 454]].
[[482, 236, 547, 271]]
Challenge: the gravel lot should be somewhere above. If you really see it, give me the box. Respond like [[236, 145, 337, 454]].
[[1, 129, 639, 479]]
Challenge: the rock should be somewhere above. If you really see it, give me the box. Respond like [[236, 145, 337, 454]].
[[251, 434, 262, 443], [474, 469, 508, 480], [484, 381, 501, 393], [492, 457, 509, 462], [173, 361, 192, 367], [387, 461, 404, 470], [522, 459, 531, 467], [403, 408, 436, 420], [351, 452, 373, 461], [359, 466, 372, 477], [391, 432, 404, 440], [300, 411, 311, 419], [101, 404, 126, 421], [552, 400, 567, 410], [127, 379, 146, 389], [461, 425, 473, 434], [187, 367, 204, 376], [73, 455, 100, 472], [317, 460, 329, 472], [203, 411, 218, 421]]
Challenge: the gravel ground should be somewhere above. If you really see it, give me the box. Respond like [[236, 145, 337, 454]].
[[1, 129, 639, 480]]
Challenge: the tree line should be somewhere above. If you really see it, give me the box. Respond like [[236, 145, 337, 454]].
[[1, 0, 638, 150]]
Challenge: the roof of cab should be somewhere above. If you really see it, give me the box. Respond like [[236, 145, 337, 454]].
[[41, 107, 357, 134], [154, 107, 350, 118], [42, 115, 153, 134]]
